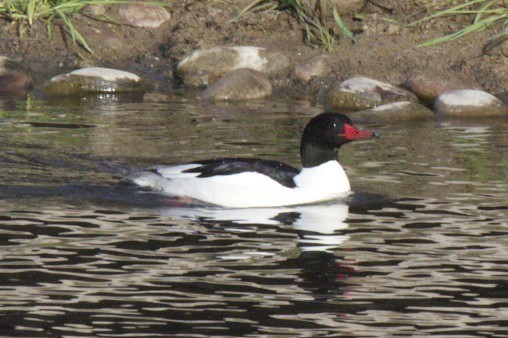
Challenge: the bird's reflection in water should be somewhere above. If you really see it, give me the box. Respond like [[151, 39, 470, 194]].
[[159, 201, 350, 252]]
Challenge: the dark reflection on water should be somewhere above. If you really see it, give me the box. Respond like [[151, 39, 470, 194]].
[[0, 96, 507, 337]]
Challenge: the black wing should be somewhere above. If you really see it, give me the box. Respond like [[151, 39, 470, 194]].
[[184, 158, 300, 188]]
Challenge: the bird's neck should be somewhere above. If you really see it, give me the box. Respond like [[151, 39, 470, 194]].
[[300, 143, 339, 168]]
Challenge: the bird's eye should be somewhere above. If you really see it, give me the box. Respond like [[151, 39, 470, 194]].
[[331, 123, 337, 129]]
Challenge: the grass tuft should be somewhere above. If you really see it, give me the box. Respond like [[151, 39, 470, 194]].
[[233, 0, 356, 51], [0, 0, 170, 53], [409, 0, 507, 47]]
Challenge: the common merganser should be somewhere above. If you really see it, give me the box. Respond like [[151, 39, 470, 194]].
[[134, 113, 378, 208]]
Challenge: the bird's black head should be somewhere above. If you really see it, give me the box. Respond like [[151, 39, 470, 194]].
[[300, 113, 378, 168]]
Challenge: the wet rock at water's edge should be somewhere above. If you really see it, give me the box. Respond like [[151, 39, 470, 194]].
[[291, 54, 330, 83], [434, 90, 507, 117], [324, 76, 418, 112], [41, 67, 147, 96], [348, 101, 435, 123], [118, 3, 171, 28], [201, 68, 272, 101], [177, 46, 289, 87], [0, 56, 32, 94], [403, 70, 472, 104]]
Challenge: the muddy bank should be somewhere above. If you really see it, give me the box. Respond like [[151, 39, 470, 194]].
[[0, 0, 506, 101]]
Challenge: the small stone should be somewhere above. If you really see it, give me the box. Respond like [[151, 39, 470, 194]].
[[404, 70, 471, 103], [434, 90, 507, 117], [118, 4, 170, 28], [325, 76, 418, 112], [42, 67, 146, 96], [0, 56, 32, 93], [348, 101, 435, 123], [291, 54, 330, 83], [201, 68, 272, 101], [177, 46, 289, 87]]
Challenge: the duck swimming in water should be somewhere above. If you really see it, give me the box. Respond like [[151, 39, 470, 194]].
[[134, 113, 378, 208]]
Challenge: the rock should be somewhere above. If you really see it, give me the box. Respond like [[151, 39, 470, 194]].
[[42, 67, 146, 96], [325, 76, 418, 112], [348, 101, 435, 123], [118, 4, 171, 28], [201, 68, 272, 101], [434, 90, 507, 117], [182, 70, 213, 88], [403, 70, 471, 103], [291, 54, 330, 83], [177, 46, 289, 87], [0, 56, 32, 93]]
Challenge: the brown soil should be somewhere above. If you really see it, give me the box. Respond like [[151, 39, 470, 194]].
[[0, 0, 506, 100]]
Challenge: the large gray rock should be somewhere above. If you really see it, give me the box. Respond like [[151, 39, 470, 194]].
[[434, 90, 507, 117], [118, 4, 170, 28], [348, 101, 435, 123], [291, 54, 330, 83], [325, 77, 418, 112], [0, 56, 32, 93], [404, 70, 471, 103], [201, 68, 272, 101], [177, 46, 289, 87], [42, 67, 146, 96]]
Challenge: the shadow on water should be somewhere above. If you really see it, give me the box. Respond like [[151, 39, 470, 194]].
[[0, 96, 507, 336]]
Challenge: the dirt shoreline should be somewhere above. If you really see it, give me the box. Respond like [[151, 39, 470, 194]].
[[0, 1, 506, 101]]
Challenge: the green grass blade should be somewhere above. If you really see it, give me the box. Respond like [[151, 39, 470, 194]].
[[333, 6, 356, 43], [409, 0, 486, 26], [417, 12, 505, 47], [27, 0, 36, 25], [55, 9, 93, 53]]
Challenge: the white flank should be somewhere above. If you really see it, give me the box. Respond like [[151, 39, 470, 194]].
[[133, 160, 351, 208]]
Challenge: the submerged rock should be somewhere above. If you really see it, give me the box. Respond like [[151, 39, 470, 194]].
[[42, 67, 146, 96], [404, 70, 471, 103], [434, 90, 507, 117], [201, 68, 272, 101], [118, 4, 171, 28], [0, 56, 32, 93], [177, 46, 289, 87], [348, 101, 434, 123], [325, 76, 418, 112], [291, 54, 330, 83]]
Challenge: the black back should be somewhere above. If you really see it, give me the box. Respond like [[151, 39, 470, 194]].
[[184, 158, 300, 188]]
